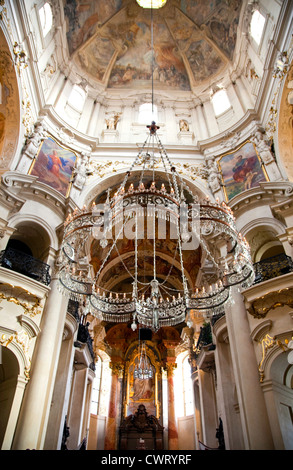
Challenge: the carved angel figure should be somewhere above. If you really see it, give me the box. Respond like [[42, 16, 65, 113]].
[[72, 153, 92, 190], [251, 130, 274, 164]]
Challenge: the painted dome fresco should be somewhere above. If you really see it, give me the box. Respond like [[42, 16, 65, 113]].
[[63, 0, 243, 93]]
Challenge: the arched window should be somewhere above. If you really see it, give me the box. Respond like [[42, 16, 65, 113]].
[[211, 88, 231, 117], [182, 356, 194, 415], [39, 2, 53, 38], [90, 356, 102, 415], [250, 10, 265, 45], [138, 103, 158, 125], [174, 352, 194, 418]]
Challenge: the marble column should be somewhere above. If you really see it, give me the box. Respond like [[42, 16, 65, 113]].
[[225, 287, 275, 449], [213, 336, 244, 450], [67, 365, 89, 450], [195, 103, 209, 140], [12, 277, 68, 449], [165, 362, 178, 450], [44, 313, 78, 450], [104, 362, 123, 450], [191, 371, 203, 449], [197, 368, 218, 448]]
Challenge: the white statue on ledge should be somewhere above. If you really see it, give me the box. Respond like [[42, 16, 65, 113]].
[[251, 130, 275, 164]]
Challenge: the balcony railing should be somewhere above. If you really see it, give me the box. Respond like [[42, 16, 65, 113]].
[[0, 247, 51, 286], [253, 253, 293, 285]]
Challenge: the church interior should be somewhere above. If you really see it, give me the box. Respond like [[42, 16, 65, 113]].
[[0, 0, 293, 451]]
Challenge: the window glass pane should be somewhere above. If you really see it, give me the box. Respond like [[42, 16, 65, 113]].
[[39, 3, 53, 37], [91, 389, 100, 402], [211, 89, 231, 116], [250, 10, 265, 45], [174, 352, 193, 417], [138, 103, 158, 124], [90, 401, 98, 415], [183, 357, 193, 415], [90, 357, 102, 415]]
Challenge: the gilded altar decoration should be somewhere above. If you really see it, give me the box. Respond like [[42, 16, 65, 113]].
[[110, 361, 124, 378], [88, 159, 208, 187], [258, 333, 290, 382], [21, 85, 34, 137], [248, 287, 293, 319], [0, 331, 32, 382], [0, 332, 13, 347], [258, 334, 275, 382], [266, 51, 291, 140], [29, 135, 77, 197], [13, 41, 28, 76], [0, 282, 43, 318], [218, 140, 268, 201]]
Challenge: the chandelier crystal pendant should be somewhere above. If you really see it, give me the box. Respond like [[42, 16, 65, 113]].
[[58, 121, 255, 332], [134, 341, 153, 380]]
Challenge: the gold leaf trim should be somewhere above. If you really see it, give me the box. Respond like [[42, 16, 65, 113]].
[[248, 287, 293, 319]]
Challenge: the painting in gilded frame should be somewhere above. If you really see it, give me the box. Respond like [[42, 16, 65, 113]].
[[217, 141, 269, 201], [29, 135, 77, 197]]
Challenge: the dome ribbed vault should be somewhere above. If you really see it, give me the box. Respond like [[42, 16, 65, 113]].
[[64, 0, 243, 93]]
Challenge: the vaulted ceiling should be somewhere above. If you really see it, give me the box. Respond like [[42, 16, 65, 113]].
[[63, 0, 243, 93]]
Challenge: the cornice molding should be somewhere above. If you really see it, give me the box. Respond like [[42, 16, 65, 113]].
[[228, 181, 293, 217], [1, 171, 76, 217]]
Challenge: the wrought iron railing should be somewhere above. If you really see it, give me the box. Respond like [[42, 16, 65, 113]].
[[253, 253, 293, 284], [0, 247, 51, 285]]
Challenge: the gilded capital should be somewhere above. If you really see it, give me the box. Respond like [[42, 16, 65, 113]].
[[164, 361, 177, 376], [110, 361, 124, 378]]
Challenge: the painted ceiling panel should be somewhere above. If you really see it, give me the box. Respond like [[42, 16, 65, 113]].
[[180, 0, 223, 25], [186, 40, 225, 84], [107, 11, 190, 90], [63, 0, 243, 91], [64, 0, 123, 55]]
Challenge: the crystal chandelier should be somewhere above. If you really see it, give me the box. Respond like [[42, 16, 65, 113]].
[[134, 341, 153, 380], [58, 121, 255, 331]]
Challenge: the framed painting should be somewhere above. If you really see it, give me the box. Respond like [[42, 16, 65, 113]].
[[29, 135, 77, 197], [217, 140, 269, 201]]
